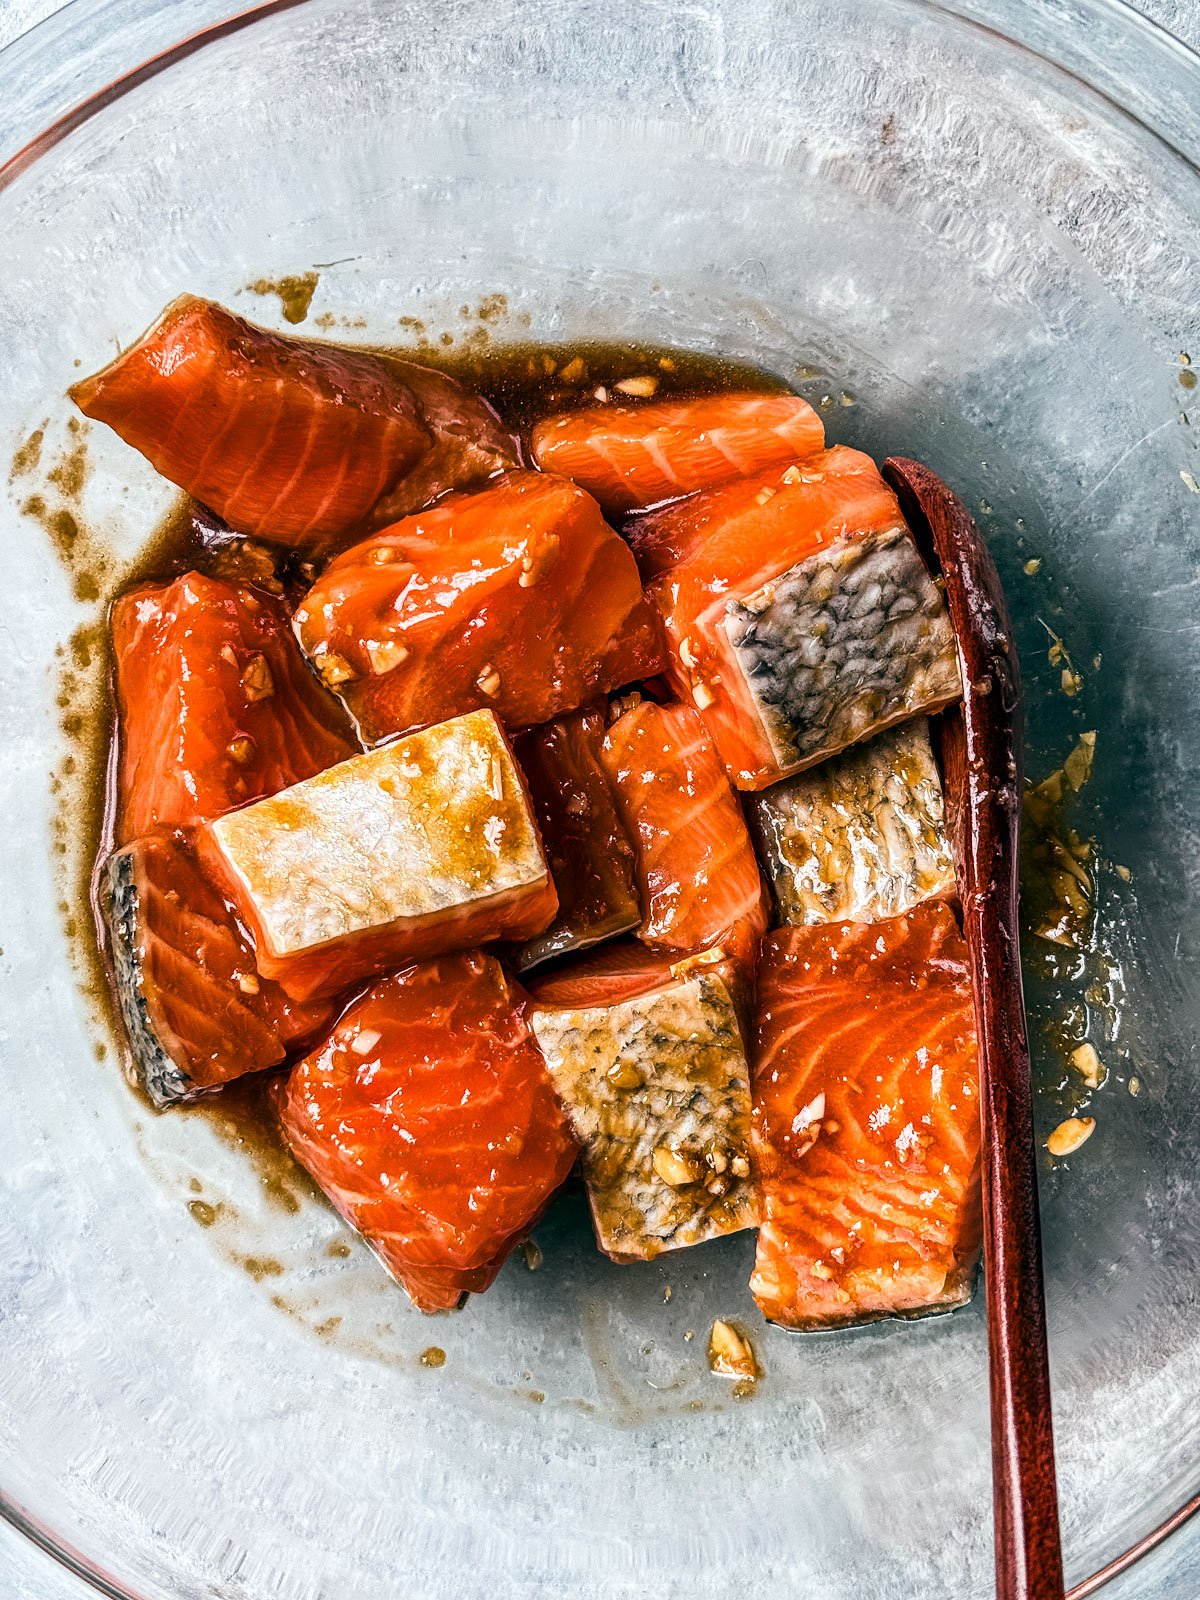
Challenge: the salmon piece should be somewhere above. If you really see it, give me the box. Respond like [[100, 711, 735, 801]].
[[369, 359, 520, 522], [102, 834, 334, 1107], [295, 471, 665, 742], [626, 442, 890, 580], [70, 296, 430, 551], [511, 705, 641, 970], [277, 951, 578, 1311], [526, 943, 678, 1009], [749, 719, 956, 926], [631, 447, 962, 789], [199, 710, 556, 1002], [530, 391, 824, 515], [112, 572, 357, 846], [750, 903, 982, 1329], [598, 698, 769, 969], [529, 948, 758, 1261]]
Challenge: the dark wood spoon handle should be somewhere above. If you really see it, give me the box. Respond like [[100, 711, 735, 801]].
[[883, 457, 1065, 1600]]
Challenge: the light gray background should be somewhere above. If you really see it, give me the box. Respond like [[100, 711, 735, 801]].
[[0, 1, 1197, 1597]]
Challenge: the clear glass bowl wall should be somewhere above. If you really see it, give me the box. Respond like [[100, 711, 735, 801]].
[[0, 2, 1198, 1597]]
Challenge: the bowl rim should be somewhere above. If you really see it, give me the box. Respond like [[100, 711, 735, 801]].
[[2, 0, 1198, 193], [0, 1, 1197, 1596]]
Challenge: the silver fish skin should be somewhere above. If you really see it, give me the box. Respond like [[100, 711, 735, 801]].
[[530, 962, 759, 1261], [750, 718, 957, 927], [724, 526, 961, 770], [102, 848, 201, 1107], [514, 904, 642, 974]]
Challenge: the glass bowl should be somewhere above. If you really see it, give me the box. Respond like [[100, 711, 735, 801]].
[[1, 2, 1199, 1596]]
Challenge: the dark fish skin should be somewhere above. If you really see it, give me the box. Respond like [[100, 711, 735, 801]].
[[529, 950, 759, 1261], [725, 526, 961, 770], [512, 704, 642, 971], [101, 835, 334, 1108], [631, 446, 961, 789], [748, 718, 956, 927], [104, 847, 195, 1108]]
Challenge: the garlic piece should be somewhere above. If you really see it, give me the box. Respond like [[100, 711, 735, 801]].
[[1047, 1116, 1096, 1157], [707, 1320, 757, 1381]]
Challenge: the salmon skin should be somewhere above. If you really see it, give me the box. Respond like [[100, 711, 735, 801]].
[[749, 719, 956, 927], [529, 947, 759, 1261], [530, 391, 825, 515], [102, 834, 334, 1107], [511, 705, 642, 970], [199, 710, 557, 1002], [112, 572, 357, 846], [599, 698, 769, 970], [277, 951, 578, 1311], [70, 296, 430, 551], [295, 471, 665, 742], [369, 359, 520, 523], [631, 447, 962, 789], [750, 903, 982, 1329]]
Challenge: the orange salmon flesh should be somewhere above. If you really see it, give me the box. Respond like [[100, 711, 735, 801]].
[[750, 903, 982, 1329], [295, 471, 665, 742], [277, 952, 578, 1311], [531, 390, 825, 514]]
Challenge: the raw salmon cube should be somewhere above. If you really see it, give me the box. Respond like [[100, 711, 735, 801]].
[[750, 903, 982, 1329], [749, 719, 956, 926], [530, 390, 825, 515], [529, 947, 759, 1261], [112, 571, 357, 845], [70, 296, 430, 550], [293, 471, 665, 743], [199, 709, 556, 1001], [511, 704, 642, 971], [102, 834, 334, 1106], [598, 697, 769, 971], [632, 447, 962, 789], [278, 952, 578, 1311]]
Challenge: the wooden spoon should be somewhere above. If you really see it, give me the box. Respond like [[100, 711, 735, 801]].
[[883, 457, 1066, 1600]]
